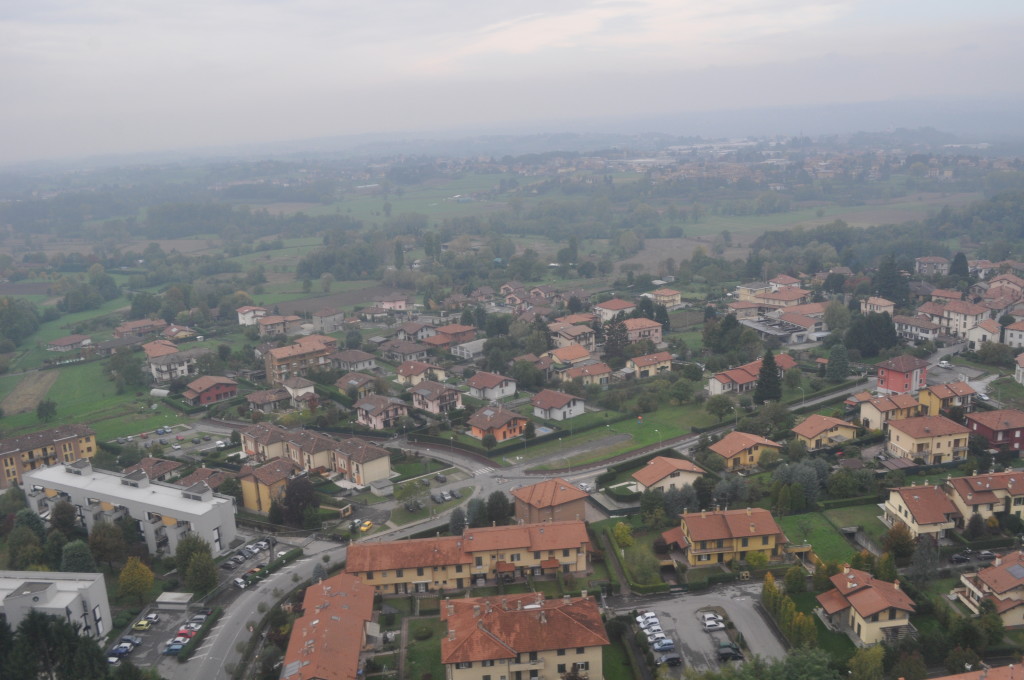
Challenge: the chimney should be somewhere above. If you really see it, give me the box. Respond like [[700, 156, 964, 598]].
[[581, 589, 588, 598], [492, 521, 496, 527], [893, 579, 900, 590], [485, 601, 492, 614], [540, 611, 547, 624], [701, 509, 706, 519], [843, 563, 850, 574], [746, 507, 752, 516], [750, 523, 756, 533], [517, 600, 522, 610], [446, 599, 454, 616], [473, 605, 481, 618]]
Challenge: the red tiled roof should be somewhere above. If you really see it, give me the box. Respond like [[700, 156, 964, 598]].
[[622, 317, 661, 330], [709, 431, 781, 459], [594, 298, 635, 311], [468, 405, 526, 431], [466, 371, 513, 390], [924, 381, 976, 399], [530, 389, 577, 410], [888, 415, 969, 439], [791, 414, 854, 439], [396, 360, 441, 377], [681, 508, 783, 543], [239, 458, 300, 486], [563, 362, 612, 380], [890, 485, 957, 525], [629, 352, 672, 368], [510, 478, 588, 508], [548, 344, 590, 362], [875, 354, 929, 373], [632, 456, 704, 487], [966, 409, 1024, 431], [824, 567, 915, 618], [185, 375, 237, 393], [124, 457, 182, 479], [174, 466, 235, 490]]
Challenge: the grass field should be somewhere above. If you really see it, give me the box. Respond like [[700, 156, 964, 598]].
[[823, 503, 888, 546], [778, 513, 857, 564], [790, 591, 857, 665], [404, 617, 446, 680]]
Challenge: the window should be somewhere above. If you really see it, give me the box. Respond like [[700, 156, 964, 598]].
[[396, 569, 403, 577], [456, 662, 472, 669], [366, 571, 373, 580], [762, 536, 769, 545], [576, 648, 585, 654], [562, 549, 569, 557], [482, 660, 495, 667], [575, 661, 589, 670], [558, 665, 566, 674], [475, 556, 483, 567], [534, 551, 541, 559], [741, 537, 748, 547], [511, 553, 520, 562], [484, 676, 492, 680], [557, 649, 566, 656], [417, 567, 424, 576], [456, 565, 463, 573]]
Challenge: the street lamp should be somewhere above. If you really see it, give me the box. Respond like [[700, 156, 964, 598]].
[[797, 386, 805, 408], [729, 406, 739, 426], [654, 429, 661, 448]]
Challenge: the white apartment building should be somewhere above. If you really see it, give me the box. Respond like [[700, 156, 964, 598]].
[[24, 460, 236, 556], [0, 570, 112, 638]]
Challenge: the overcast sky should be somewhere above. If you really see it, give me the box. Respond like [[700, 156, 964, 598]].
[[2, 0, 1022, 163]]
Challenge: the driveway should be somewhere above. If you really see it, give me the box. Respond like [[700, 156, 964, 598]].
[[617, 581, 786, 672]]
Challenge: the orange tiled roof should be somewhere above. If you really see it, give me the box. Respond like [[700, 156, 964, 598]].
[[440, 595, 608, 664], [947, 470, 1024, 507], [709, 431, 781, 459], [875, 354, 929, 373], [888, 415, 969, 439], [563, 362, 612, 380], [632, 456, 704, 487], [174, 466, 235, 490], [239, 458, 300, 486], [966, 409, 1024, 431], [622, 317, 661, 330], [629, 351, 672, 368], [548, 344, 590, 362], [681, 508, 783, 542], [924, 381, 976, 399], [396, 360, 441, 377], [510, 478, 588, 509], [468, 405, 525, 431], [594, 298, 635, 311], [530, 389, 578, 410], [124, 457, 182, 479], [890, 485, 957, 526], [825, 567, 915, 618], [976, 551, 1024, 594], [791, 414, 854, 439], [466, 371, 513, 389]]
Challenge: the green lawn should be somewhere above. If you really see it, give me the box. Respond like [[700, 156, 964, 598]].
[[789, 591, 856, 665], [388, 486, 472, 525], [403, 617, 446, 680], [391, 458, 449, 482], [778, 513, 857, 564], [603, 636, 636, 680], [823, 503, 888, 546]]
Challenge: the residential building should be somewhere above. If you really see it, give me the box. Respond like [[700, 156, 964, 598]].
[[345, 520, 590, 592], [377, 295, 408, 312], [466, 371, 516, 400], [409, 380, 463, 415], [769, 274, 801, 290], [173, 466, 235, 491], [561, 362, 612, 387], [511, 478, 589, 524], [182, 376, 238, 406], [919, 382, 976, 416], [395, 321, 437, 342], [886, 416, 969, 465], [1017, 353, 1024, 386], [893, 315, 941, 344], [816, 565, 915, 645], [791, 414, 858, 450], [531, 389, 584, 421], [548, 322, 597, 353], [440, 595, 608, 680], [957, 551, 1024, 628], [114, 318, 168, 338], [238, 423, 390, 484], [238, 458, 301, 513], [1005, 320, 1024, 349], [753, 287, 811, 308], [46, 334, 91, 352], [335, 372, 376, 400], [468, 405, 528, 442], [246, 377, 316, 413], [965, 409, 1024, 451], [946, 470, 1024, 525], [875, 355, 929, 395], [142, 338, 179, 360], [124, 457, 182, 482], [378, 339, 430, 363], [625, 351, 672, 378], [0, 424, 97, 489], [666, 507, 786, 566], [622, 317, 663, 345], [709, 432, 782, 470], [883, 484, 958, 539], [147, 347, 212, 383], [450, 339, 486, 361], [330, 439, 391, 487], [330, 349, 377, 373], [311, 308, 345, 334], [859, 394, 924, 430], [727, 301, 762, 320], [161, 324, 196, 340], [236, 306, 268, 326], [631, 456, 704, 493], [707, 354, 797, 396], [917, 300, 987, 338], [422, 324, 476, 350], [354, 395, 409, 430], [736, 282, 771, 302], [281, 572, 374, 680], [968, 318, 1003, 350], [395, 360, 446, 386], [647, 288, 682, 307], [915, 255, 950, 276], [0, 571, 112, 639], [24, 460, 236, 556], [861, 296, 895, 316], [593, 298, 636, 322], [264, 335, 338, 385]]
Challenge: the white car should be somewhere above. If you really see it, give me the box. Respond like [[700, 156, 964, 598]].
[[978, 393, 991, 401], [938, 360, 952, 368], [635, 611, 658, 624], [642, 624, 664, 635], [639, 617, 661, 629], [703, 620, 726, 632], [646, 632, 668, 644], [699, 612, 723, 624], [578, 482, 592, 492]]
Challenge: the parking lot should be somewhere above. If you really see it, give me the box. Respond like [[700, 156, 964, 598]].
[[620, 581, 786, 672]]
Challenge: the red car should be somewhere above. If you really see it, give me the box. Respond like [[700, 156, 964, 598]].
[[175, 629, 197, 638]]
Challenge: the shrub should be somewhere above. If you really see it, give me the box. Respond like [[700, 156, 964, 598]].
[[414, 625, 433, 641]]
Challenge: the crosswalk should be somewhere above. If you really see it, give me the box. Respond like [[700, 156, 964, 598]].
[[473, 466, 495, 476]]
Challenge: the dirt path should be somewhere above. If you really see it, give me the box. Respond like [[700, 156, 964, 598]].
[[1, 369, 59, 414]]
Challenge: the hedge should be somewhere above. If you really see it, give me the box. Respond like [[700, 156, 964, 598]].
[[687, 571, 739, 591], [314, 384, 353, 408], [818, 494, 882, 511], [947, 532, 1016, 550], [177, 607, 223, 662], [630, 582, 671, 594], [162, 396, 206, 415]]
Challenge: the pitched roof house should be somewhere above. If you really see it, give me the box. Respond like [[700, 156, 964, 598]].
[[709, 431, 782, 470], [511, 477, 589, 524], [816, 565, 915, 645]]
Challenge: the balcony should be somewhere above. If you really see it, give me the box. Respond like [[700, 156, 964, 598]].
[[508, 659, 545, 673]]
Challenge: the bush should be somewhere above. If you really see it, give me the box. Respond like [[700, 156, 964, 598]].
[[413, 625, 434, 641]]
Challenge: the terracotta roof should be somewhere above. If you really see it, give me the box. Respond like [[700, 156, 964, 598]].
[[281, 573, 374, 680], [466, 371, 513, 390], [890, 485, 957, 525], [48, 334, 90, 347], [769, 274, 800, 285], [758, 287, 809, 301], [926, 663, 1024, 680], [864, 296, 895, 307], [629, 352, 672, 368], [942, 300, 988, 316], [893, 314, 940, 330], [185, 375, 237, 393], [792, 414, 854, 439], [976, 551, 1024, 595], [555, 312, 597, 325], [917, 255, 949, 263], [816, 588, 851, 615], [864, 393, 921, 412], [681, 508, 783, 542], [661, 526, 687, 549], [239, 457, 300, 486], [649, 288, 681, 297], [409, 379, 458, 401], [782, 302, 829, 316], [594, 298, 635, 311], [711, 354, 797, 387], [354, 395, 407, 416], [530, 389, 578, 410], [332, 438, 390, 464], [709, 431, 781, 459], [824, 567, 915, 618], [966, 409, 1024, 431], [258, 314, 301, 326], [378, 339, 429, 355], [924, 381, 976, 399], [142, 339, 180, 358], [124, 457, 182, 479], [0, 424, 95, 456], [931, 288, 962, 300], [246, 387, 290, 405], [622, 317, 661, 331], [778, 312, 818, 328], [468, 405, 525, 431], [174, 466, 235, 490], [441, 595, 608, 664], [510, 477, 588, 508], [267, 338, 333, 360], [236, 305, 266, 314], [396, 360, 441, 377], [331, 349, 375, 364], [888, 415, 969, 439], [875, 355, 929, 373], [947, 471, 1024, 507], [563, 362, 612, 380], [240, 423, 291, 447], [548, 344, 590, 363], [435, 323, 475, 335], [632, 456, 704, 487]]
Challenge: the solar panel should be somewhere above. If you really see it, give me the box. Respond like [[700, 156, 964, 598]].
[[1007, 564, 1024, 579]]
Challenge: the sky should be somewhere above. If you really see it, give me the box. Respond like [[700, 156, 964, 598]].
[[2, 0, 1023, 163]]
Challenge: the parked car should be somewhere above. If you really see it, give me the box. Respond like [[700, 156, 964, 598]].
[[233, 578, 248, 589], [449, 488, 461, 499], [656, 654, 683, 667], [578, 482, 592, 492], [646, 632, 668, 644], [950, 553, 970, 564], [639, 617, 661, 631], [635, 611, 658, 624], [220, 561, 235, 570], [107, 656, 121, 666], [144, 613, 160, 623], [435, 473, 447, 483], [109, 642, 134, 657], [172, 444, 182, 450], [132, 619, 153, 631], [202, 435, 212, 441], [978, 550, 997, 560], [176, 629, 197, 638], [939, 360, 952, 368], [718, 648, 744, 662], [652, 639, 675, 652], [255, 540, 269, 551], [162, 643, 185, 655], [360, 520, 373, 532], [642, 624, 664, 635], [245, 543, 259, 553], [158, 438, 169, 445], [441, 491, 452, 502], [699, 612, 723, 624], [121, 635, 143, 647], [978, 393, 991, 401], [191, 437, 201, 444], [431, 493, 445, 504], [703, 620, 726, 632], [181, 622, 202, 632]]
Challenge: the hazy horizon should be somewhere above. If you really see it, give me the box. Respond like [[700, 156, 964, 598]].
[[3, 0, 1023, 164]]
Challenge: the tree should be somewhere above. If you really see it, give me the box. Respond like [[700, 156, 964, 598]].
[[890, 651, 928, 680], [950, 252, 970, 279], [8, 526, 43, 570], [486, 491, 511, 526], [393, 240, 404, 269], [523, 421, 536, 440], [283, 476, 319, 527], [268, 500, 285, 525], [944, 646, 980, 675], [825, 342, 850, 382], [466, 498, 487, 528], [875, 552, 897, 582], [49, 500, 78, 539], [0, 485, 27, 515], [15, 508, 46, 542], [6, 610, 108, 680], [218, 477, 243, 506], [481, 433, 497, 451], [44, 531, 68, 570], [784, 566, 806, 593], [60, 539, 98, 572], [312, 561, 327, 583], [823, 300, 852, 334], [882, 522, 915, 561], [907, 536, 939, 586], [449, 507, 466, 535], [185, 551, 218, 595], [345, 329, 363, 349], [753, 350, 781, 404], [88, 521, 126, 570], [603, 319, 628, 365], [119, 557, 154, 605], [965, 512, 986, 540], [848, 645, 884, 680], [36, 398, 57, 423], [705, 394, 734, 422], [175, 534, 211, 578], [612, 522, 634, 548], [873, 255, 909, 304]]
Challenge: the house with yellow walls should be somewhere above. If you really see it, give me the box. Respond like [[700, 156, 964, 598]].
[[0, 424, 96, 489], [817, 565, 916, 645], [662, 507, 786, 567], [791, 414, 859, 451], [709, 431, 781, 470], [238, 458, 301, 514]]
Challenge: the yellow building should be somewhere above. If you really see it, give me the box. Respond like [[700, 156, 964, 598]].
[[441, 594, 608, 680], [0, 424, 96, 489], [883, 485, 958, 539], [791, 414, 859, 451], [709, 431, 781, 471], [946, 470, 1024, 525], [817, 566, 916, 645], [345, 521, 590, 593], [858, 394, 923, 431], [886, 416, 969, 465], [663, 507, 786, 567], [238, 458, 301, 513], [918, 381, 976, 416], [625, 351, 672, 379], [958, 551, 1024, 628]]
